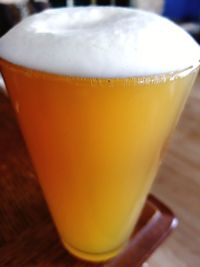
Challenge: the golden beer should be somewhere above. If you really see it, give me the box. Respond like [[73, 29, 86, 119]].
[[0, 58, 198, 261], [0, 5, 199, 262]]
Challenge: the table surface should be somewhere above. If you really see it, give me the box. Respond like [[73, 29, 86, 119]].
[[0, 73, 199, 267], [148, 73, 200, 267]]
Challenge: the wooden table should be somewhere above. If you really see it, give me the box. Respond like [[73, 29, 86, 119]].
[[149, 74, 200, 267], [0, 74, 199, 267]]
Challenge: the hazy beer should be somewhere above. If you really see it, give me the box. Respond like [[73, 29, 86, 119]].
[[0, 7, 199, 262]]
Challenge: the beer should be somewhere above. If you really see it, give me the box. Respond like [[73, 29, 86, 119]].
[[0, 7, 199, 262]]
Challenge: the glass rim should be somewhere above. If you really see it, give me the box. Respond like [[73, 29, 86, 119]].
[[0, 57, 199, 85]]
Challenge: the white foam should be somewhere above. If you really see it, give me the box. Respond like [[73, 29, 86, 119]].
[[0, 7, 199, 77]]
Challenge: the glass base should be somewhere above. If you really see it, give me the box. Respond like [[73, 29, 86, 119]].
[[62, 239, 125, 262]]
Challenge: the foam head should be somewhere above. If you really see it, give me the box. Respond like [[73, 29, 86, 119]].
[[0, 7, 199, 77]]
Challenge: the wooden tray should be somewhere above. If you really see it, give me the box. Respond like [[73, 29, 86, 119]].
[[0, 91, 178, 267]]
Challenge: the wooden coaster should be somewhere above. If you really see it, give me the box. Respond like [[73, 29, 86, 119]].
[[0, 91, 178, 266]]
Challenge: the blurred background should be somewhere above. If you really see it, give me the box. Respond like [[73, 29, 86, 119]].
[[0, 0, 199, 42]]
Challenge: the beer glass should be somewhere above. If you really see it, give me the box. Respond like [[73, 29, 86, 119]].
[[0, 57, 198, 261]]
